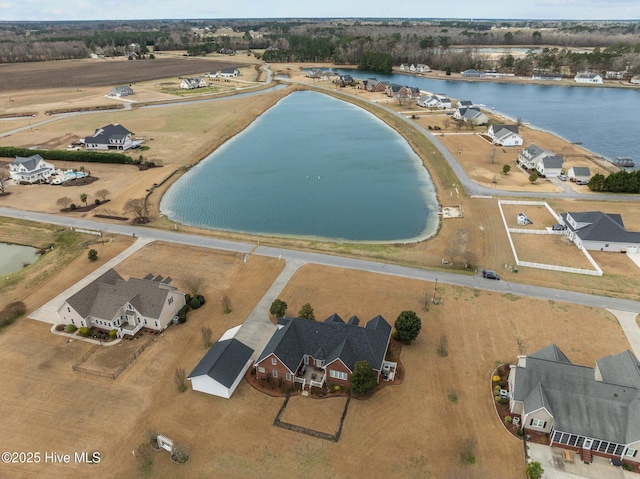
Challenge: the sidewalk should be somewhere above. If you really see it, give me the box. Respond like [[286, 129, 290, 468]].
[[28, 238, 153, 324]]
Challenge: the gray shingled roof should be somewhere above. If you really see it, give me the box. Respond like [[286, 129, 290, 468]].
[[513, 345, 640, 444], [66, 269, 176, 321], [256, 314, 392, 373], [562, 211, 640, 244], [541, 155, 564, 169], [596, 350, 640, 388], [84, 124, 132, 145], [571, 166, 591, 177], [188, 338, 254, 388], [11, 154, 45, 172]]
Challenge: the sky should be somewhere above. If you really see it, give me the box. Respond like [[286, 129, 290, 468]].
[[0, 0, 638, 22]]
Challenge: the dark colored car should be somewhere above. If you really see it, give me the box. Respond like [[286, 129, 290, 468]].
[[552, 224, 566, 231], [482, 269, 501, 280]]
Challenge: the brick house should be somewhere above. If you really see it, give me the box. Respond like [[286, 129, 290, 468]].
[[254, 314, 394, 390]]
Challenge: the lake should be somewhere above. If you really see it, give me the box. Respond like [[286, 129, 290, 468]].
[[0, 243, 40, 275], [161, 90, 439, 242], [327, 68, 640, 166]]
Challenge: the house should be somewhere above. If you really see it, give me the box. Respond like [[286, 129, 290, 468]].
[[335, 74, 354, 86], [567, 166, 591, 183], [457, 100, 474, 108], [605, 71, 625, 80], [8, 154, 56, 184], [385, 83, 403, 97], [415, 64, 430, 73], [487, 124, 523, 147], [418, 95, 452, 109], [81, 123, 136, 151], [109, 85, 134, 97], [57, 269, 186, 337], [220, 68, 240, 78], [574, 72, 603, 84], [461, 69, 485, 77], [532, 73, 562, 81], [254, 314, 394, 390], [188, 325, 254, 399], [536, 155, 564, 178], [367, 80, 388, 92], [398, 85, 421, 99], [357, 78, 377, 90], [559, 211, 640, 253], [517, 144, 553, 170], [630, 75, 640, 85], [508, 344, 640, 465], [399, 64, 409, 71], [180, 77, 207, 89], [452, 107, 488, 125]]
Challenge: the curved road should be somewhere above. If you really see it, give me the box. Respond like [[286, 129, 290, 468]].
[[2, 206, 639, 315]]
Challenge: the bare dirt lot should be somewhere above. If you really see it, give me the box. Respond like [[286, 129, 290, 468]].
[[0, 259, 631, 479]]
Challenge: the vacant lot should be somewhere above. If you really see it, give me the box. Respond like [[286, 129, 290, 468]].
[[511, 233, 597, 270], [280, 395, 349, 436], [2, 258, 630, 479], [499, 202, 558, 228]]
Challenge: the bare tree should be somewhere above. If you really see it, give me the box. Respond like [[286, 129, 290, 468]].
[[437, 334, 448, 357], [443, 118, 450, 130], [200, 326, 212, 348], [56, 196, 73, 209], [460, 436, 478, 464], [221, 294, 232, 314], [125, 198, 147, 223], [0, 171, 9, 194], [95, 189, 110, 201], [420, 292, 430, 312], [182, 275, 204, 297], [174, 367, 187, 393]]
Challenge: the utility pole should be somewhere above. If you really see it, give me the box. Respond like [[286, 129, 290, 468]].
[[433, 278, 438, 304]]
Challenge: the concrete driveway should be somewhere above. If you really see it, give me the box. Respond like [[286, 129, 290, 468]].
[[527, 443, 634, 479]]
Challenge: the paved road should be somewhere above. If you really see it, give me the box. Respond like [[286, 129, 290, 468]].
[[3, 206, 640, 318]]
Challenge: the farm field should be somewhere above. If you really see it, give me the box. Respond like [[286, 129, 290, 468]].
[[0, 258, 631, 479]]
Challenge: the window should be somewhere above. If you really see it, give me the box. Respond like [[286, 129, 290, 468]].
[[168, 297, 173, 305], [144, 319, 147, 325], [258, 367, 265, 373], [626, 449, 637, 458], [154, 321, 159, 328], [271, 358, 277, 365], [272, 370, 278, 378], [530, 418, 547, 429], [330, 370, 348, 381], [127, 303, 134, 311], [67, 307, 70, 313], [286, 373, 291, 381]]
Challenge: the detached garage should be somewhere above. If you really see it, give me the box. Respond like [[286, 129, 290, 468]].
[[188, 328, 254, 399]]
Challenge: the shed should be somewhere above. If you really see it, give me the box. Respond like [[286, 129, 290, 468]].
[[188, 326, 254, 399]]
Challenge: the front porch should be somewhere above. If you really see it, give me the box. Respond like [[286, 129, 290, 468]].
[[116, 320, 143, 339]]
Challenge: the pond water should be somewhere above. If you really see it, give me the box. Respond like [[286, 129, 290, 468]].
[[0, 243, 40, 275], [161, 90, 440, 242]]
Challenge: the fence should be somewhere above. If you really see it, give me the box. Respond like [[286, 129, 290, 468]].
[[72, 335, 155, 380], [73, 227, 101, 236]]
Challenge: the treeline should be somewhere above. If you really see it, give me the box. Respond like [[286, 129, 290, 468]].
[[0, 147, 135, 164], [358, 52, 393, 73], [589, 171, 640, 193]]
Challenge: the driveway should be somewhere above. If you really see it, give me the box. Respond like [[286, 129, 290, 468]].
[[527, 443, 633, 479]]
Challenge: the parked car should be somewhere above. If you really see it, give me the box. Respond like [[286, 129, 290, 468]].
[[552, 224, 566, 231], [482, 269, 501, 280], [558, 173, 568, 181], [576, 179, 590, 185]]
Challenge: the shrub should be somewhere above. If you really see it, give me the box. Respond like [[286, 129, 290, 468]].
[[87, 249, 98, 261], [70, 203, 77, 210], [492, 375, 501, 382], [495, 395, 501, 402], [196, 295, 205, 305], [109, 329, 117, 340], [94, 199, 101, 205], [185, 294, 192, 305], [623, 463, 633, 471], [448, 389, 458, 403], [505, 416, 512, 423], [189, 297, 201, 309], [498, 380, 505, 387], [65, 324, 77, 333], [517, 428, 524, 436], [77, 326, 90, 337], [0, 301, 27, 328]]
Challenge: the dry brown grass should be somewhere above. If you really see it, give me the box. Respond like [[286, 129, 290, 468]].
[[280, 395, 348, 435], [511, 233, 597, 270], [0, 259, 631, 479]]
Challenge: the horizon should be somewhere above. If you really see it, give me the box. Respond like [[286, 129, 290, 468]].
[[1, 0, 639, 22]]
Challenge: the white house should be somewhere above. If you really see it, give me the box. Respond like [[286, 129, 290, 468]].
[[453, 107, 489, 125], [188, 325, 254, 399], [8, 154, 56, 184], [536, 155, 564, 178], [109, 85, 134, 97], [57, 269, 186, 337], [415, 64, 430, 73], [81, 123, 136, 151], [517, 144, 553, 170], [567, 166, 591, 183], [180, 77, 207, 89], [630, 75, 640, 85], [487, 124, 523, 147], [574, 72, 603, 84], [220, 68, 240, 78], [559, 211, 640, 253]]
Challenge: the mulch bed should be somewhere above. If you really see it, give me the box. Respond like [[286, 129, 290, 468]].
[[61, 176, 99, 187], [61, 197, 109, 214]]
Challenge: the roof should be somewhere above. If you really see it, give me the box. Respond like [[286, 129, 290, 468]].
[[256, 314, 392, 373], [11, 154, 46, 172], [188, 338, 254, 388], [570, 166, 591, 177], [541, 155, 564, 169], [513, 345, 640, 444], [520, 144, 552, 162], [562, 211, 640, 244], [66, 268, 178, 321], [83, 123, 132, 145]]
